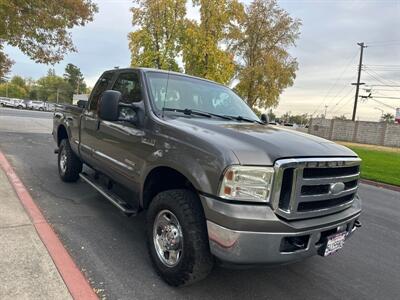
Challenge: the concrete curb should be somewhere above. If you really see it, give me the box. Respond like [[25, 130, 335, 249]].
[[0, 151, 98, 300], [360, 179, 400, 193]]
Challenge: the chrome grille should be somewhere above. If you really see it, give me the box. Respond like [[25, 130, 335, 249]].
[[271, 157, 361, 220]]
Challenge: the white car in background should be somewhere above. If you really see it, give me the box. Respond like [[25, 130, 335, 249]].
[[28, 100, 46, 111], [13, 98, 26, 109], [0, 97, 11, 107]]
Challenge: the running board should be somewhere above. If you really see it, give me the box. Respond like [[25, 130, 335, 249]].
[[79, 173, 137, 216]]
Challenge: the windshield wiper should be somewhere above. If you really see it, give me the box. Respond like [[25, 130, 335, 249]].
[[224, 115, 263, 124], [162, 108, 232, 120]]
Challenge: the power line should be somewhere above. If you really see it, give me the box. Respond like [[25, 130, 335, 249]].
[[364, 70, 400, 92], [331, 95, 355, 115], [328, 87, 354, 115], [311, 50, 358, 116], [366, 69, 400, 85], [368, 98, 396, 109]]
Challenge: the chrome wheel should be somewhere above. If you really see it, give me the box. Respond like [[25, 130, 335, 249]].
[[59, 147, 67, 174], [153, 209, 183, 267]]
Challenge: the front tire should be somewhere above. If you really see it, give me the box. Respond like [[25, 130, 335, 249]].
[[146, 189, 214, 287], [58, 139, 82, 182]]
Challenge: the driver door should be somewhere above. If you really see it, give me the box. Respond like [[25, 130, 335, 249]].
[[94, 70, 145, 192]]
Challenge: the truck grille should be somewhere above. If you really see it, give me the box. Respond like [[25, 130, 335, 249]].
[[271, 157, 361, 220]]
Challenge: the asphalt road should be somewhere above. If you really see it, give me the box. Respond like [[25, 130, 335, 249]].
[[0, 107, 53, 119], [1, 107, 399, 300]]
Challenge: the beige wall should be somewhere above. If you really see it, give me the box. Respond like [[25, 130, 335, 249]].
[[309, 118, 400, 147]]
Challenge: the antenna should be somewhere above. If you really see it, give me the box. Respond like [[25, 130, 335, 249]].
[[161, 70, 171, 118]]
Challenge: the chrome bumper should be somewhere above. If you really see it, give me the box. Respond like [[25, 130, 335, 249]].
[[201, 195, 361, 265]]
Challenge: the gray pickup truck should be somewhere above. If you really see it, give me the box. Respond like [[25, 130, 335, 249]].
[[53, 68, 362, 286]]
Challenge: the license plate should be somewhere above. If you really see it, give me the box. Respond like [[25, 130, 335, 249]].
[[323, 232, 347, 256]]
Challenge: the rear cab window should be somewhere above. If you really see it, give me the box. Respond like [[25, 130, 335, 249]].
[[88, 71, 114, 115]]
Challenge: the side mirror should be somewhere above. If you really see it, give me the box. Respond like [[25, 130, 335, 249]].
[[99, 90, 121, 121], [260, 113, 269, 124]]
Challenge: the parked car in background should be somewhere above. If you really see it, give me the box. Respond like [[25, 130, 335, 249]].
[[29, 100, 46, 111], [45, 103, 55, 112], [1, 98, 26, 109], [0, 97, 11, 107]]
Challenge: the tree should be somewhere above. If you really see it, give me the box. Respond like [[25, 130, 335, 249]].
[[233, 0, 301, 110], [10, 76, 26, 89], [0, 0, 97, 72], [128, 0, 186, 71], [36, 70, 71, 103], [0, 44, 13, 81], [381, 113, 395, 123], [182, 0, 244, 84], [333, 114, 348, 120], [64, 63, 87, 96], [0, 82, 27, 98]]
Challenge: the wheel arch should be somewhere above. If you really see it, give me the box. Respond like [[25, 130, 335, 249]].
[[141, 166, 202, 210], [57, 124, 69, 146]]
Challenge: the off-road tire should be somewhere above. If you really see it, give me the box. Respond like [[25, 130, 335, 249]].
[[58, 139, 82, 182], [146, 189, 214, 286]]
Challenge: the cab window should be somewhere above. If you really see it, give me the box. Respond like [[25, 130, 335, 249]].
[[112, 72, 142, 104], [89, 71, 114, 112]]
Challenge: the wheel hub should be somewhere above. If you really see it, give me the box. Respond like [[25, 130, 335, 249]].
[[59, 148, 67, 173], [153, 210, 183, 267]]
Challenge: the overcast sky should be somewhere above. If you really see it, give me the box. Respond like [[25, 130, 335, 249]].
[[5, 0, 400, 121]]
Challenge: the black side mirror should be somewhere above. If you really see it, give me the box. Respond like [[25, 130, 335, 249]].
[[260, 113, 269, 124], [99, 90, 121, 121]]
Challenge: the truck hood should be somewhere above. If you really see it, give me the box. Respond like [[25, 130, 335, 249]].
[[167, 117, 357, 165]]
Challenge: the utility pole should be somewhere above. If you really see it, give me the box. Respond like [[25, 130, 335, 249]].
[[324, 105, 328, 118], [351, 42, 367, 121], [56, 88, 60, 104]]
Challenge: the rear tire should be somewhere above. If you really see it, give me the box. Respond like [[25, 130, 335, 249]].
[[146, 189, 214, 287], [58, 139, 82, 182]]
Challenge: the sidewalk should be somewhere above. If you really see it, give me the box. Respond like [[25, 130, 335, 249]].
[[0, 166, 72, 299]]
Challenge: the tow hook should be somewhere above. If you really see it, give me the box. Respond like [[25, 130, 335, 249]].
[[54, 148, 59, 154]]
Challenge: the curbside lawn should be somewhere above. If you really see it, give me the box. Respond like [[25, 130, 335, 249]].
[[338, 142, 400, 187]]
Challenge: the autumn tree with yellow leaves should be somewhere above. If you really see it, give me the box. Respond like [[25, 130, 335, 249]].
[[129, 0, 187, 71], [181, 0, 244, 85], [233, 0, 301, 110]]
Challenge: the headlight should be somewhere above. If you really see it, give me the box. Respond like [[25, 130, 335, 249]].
[[218, 166, 274, 203]]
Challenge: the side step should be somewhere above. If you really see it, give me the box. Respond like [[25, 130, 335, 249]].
[[79, 173, 137, 216]]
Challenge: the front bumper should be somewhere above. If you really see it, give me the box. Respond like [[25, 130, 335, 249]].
[[200, 194, 361, 265]]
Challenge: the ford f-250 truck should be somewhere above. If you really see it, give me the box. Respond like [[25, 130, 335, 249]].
[[53, 68, 362, 286]]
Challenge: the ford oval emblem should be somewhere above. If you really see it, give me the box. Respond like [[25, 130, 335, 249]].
[[330, 182, 345, 195]]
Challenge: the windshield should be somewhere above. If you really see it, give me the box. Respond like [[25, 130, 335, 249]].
[[146, 72, 259, 121]]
